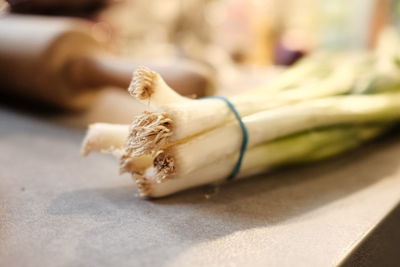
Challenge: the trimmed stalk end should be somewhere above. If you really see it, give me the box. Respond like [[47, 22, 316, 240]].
[[121, 111, 173, 171], [132, 174, 153, 197], [129, 66, 157, 100], [80, 125, 106, 156], [153, 150, 176, 182]]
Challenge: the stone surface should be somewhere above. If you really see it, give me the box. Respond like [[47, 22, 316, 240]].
[[1, 105, 400, 267]]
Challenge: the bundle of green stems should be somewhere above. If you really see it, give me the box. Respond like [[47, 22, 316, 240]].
[[82, 28, 400, 197]]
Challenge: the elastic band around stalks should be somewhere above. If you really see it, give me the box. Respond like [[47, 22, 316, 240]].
[[201, 96, 249, 180]]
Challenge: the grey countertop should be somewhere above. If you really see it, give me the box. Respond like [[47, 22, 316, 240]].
[[1, 100, 400, 267]]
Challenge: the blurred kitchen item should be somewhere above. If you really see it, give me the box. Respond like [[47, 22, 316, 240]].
[[392, 0, 400, 29], [0, 14, 211, 109], [6, 0, 111, 17], [274, 41, 305, 66], [0, 0, 8, 13], [316, 0, 376, 50], [369, 0, 391, 47], [98, 0, 210, 60], [207, 0, 278, 66]]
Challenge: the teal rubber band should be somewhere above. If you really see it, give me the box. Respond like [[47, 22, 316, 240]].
[[201, 96, 249, 180]]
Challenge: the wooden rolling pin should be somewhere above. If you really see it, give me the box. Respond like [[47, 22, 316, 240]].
[[0, 14, 211, 108]]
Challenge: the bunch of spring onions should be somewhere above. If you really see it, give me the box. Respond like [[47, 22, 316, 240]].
[[82, 28, 400, 198]]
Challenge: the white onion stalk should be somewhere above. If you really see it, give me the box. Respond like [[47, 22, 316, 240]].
[[81, 123, 129, 156], [81, 123, 153, 173], [126, 125, 384, 197], [123, 55, 367, 165], [149, 93, 400, 181], [81, 123, 383, 197]]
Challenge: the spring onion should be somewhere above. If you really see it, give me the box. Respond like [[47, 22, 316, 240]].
[[82, 28, 400, 197]]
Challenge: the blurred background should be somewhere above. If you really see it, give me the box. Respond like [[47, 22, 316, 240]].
[[0, 0, 398, 126]]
